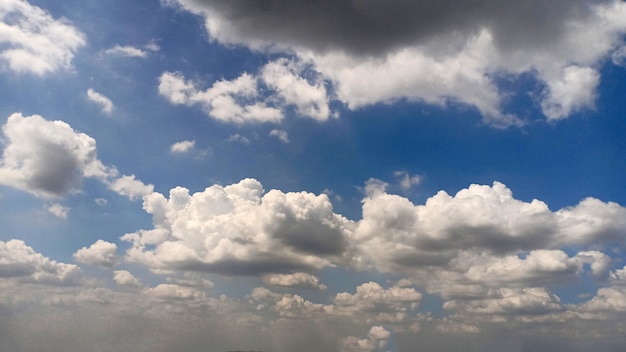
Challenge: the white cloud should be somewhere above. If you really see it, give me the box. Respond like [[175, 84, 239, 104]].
[[0, 0, 86, 75], [171, 0, 626, 126], [0, 113, 111, 198], [0, 239, 81, 285], [170, 140, 195, 153], [340, 326, 391, 352], [86, 88, 114, 115], [261, 58, 333, 121], [263, 272, 326, 290], [354, 182, 626, 275], [113, 270, 141, 287], [103, 44, 159, 58], [73, 240, 119, 268], [142, 283, 206, 301], [269, 129, 289, 143], [394, 171, 423, 190], [540, 66, 600, 120], [46, 203, 69, 219], [122, 178, 353, 275], [107, 175, 154, 201], [158, 71, 283, 124]]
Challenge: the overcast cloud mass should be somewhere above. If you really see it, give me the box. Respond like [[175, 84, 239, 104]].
[[1, 0, 626, 351]]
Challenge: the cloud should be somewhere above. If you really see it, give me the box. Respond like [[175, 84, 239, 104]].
[[46, 203, 70, 219], [113, 270, 141, 287], [159, 71, 283, 124], [0, 0, 85, 75], [226, 133, 250, 145], [340, 326, 391, 352], [262, 272, 326, 290], [103, 43, 159, 58], [171, 0, 626, 126], [354, 182, 626, 273], [0, 239, 81, 285], [170, 140, 195, 153], [0, 113, 154, 201], [261, 58, 333, 121], [269, 129, 289, 143], [394, 171, 422, 190], [86, 88, 114, 115], [105, 174, 154, 201], [159, 58, 335, 124], [122, 178, 353, 276], [0, 113, 110, 198], [73, 240, 119, 268]]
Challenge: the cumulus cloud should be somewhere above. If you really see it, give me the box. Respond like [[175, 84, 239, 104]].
[[0, 239, 81, 285], [73, 240, 119, 268], [170, 0, 626, 126], [0, 0, 86, 75], [46, 203, 70, 219], [159, 58, 335, 124], [170, 140, 195, 153], [113, 270, 141, 287], [122, 178, 353, 275], [0, 113, 154, 201], [158, 71, 283, 124], [354, 181, 626, 273], [340, 326, 391, 352], [226, 133, 250, 145], [262, 272, 326, 290], [0, 113, 110, 198], [105, 174, 154, 201], [86, 88, 114, 115], [261, 58, 332, 121]]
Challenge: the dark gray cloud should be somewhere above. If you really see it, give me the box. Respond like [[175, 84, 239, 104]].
[[182, 0, 597, 56]]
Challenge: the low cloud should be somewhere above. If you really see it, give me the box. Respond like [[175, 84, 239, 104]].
[[73, 240, 119, 268], [0, 113, 153, 201]]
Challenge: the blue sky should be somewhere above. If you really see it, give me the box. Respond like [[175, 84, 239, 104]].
[[1, 1, 626, 351]]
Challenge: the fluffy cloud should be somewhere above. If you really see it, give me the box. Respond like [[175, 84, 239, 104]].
[[262, 272, 326, 290], [122, 178, 353, 275], [261, 58, 332, 121], [73, 240, 119, 268], [86, 88, 114, 115], [0, 113, 110, 198], [113, 270, 141, 287], [0, 239, 81, 285], [171, 0, 626, 126], [170, 140, 195, 153], [340, 326, 391, 352], [354, 181, 626, 273], [159, 58, 335, 124], [0, 113, 154, 201], [0, 0, 85, 75], [46, 203, 70, 219], [158, 71, 283, 124], [107, 175, 154, 201]]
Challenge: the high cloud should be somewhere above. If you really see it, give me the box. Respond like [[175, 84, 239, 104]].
[[0, 0, 85, 75], [170, 0, 626, 126], [0, 113, 153, 200]]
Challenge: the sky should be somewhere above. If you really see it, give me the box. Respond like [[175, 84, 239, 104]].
[[1, 0, 626, 351]]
